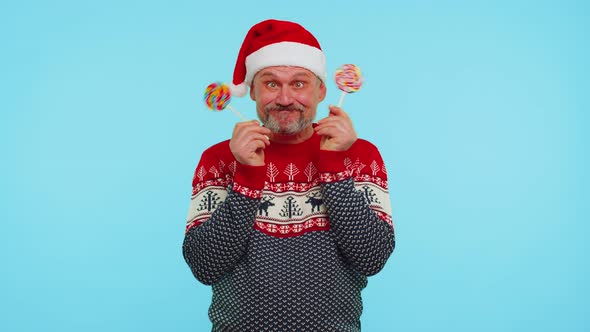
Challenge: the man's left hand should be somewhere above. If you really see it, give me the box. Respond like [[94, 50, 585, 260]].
[[315, 105, 357, 151]]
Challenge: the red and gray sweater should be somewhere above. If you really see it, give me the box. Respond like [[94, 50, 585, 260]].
[[183, 129, 395, 332]]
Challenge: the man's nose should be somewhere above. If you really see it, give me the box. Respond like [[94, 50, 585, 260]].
[[275, 86, 294, 106]]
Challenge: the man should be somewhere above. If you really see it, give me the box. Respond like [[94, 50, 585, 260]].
[[183, 19, 395, 331]]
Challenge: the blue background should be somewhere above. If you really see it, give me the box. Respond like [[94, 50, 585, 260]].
[[2, 0, 588, 331]]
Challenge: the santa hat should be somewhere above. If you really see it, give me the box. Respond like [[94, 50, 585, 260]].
[[229, 19, 327, 97]]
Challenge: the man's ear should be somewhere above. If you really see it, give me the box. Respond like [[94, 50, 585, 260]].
[[318, 81, 327, 102], [249, 82, 256, 101]]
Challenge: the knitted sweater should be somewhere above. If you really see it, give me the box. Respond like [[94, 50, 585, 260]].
[[183, 129, 395, 332]]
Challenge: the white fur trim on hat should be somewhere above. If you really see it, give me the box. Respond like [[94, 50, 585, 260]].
[[229, 82, 248, 97], [244, 41, 327, 86]]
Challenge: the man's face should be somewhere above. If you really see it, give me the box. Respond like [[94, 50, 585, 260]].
[[250, 66, 326, 135]]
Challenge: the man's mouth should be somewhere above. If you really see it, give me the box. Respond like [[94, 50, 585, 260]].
[[268, 108, 301, 113], [265, 104, 306, 114]]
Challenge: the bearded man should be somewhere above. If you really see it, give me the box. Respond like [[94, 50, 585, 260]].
[[183, 19, 395, 332]]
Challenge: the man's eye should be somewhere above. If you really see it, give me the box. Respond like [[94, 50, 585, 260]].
[[266, 82, 277, 88], [294, 81, 305, 88]]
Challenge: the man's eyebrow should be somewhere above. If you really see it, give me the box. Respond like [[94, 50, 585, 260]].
[[292, 72, 314, 79], [257, 72, 276, 78], [257, 71, 314, 79]]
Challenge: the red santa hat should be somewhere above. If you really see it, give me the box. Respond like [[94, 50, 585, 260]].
[[229, 19, 327, 97]]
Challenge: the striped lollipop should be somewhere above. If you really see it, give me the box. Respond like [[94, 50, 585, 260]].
[[204, 82, 231, 111], [334, 64, 364, 107], [203, 82, 248, 121]]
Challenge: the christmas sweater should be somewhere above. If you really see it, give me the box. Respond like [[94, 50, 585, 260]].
[[183, 129, 395, 332]]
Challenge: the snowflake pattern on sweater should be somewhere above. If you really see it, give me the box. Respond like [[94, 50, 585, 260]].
[[183, 131, 395, 331]]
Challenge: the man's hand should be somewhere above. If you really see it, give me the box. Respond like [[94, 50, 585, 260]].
[[229, 120, 272, 166], [315, 105, 357, 151]]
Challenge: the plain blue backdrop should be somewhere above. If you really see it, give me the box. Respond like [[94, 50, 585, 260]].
[[2, 0, 588, 331]]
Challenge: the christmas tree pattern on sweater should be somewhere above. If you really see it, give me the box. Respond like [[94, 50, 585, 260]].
[[186, 135, 392, 238]]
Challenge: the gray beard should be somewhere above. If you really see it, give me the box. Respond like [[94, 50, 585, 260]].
[[262, 104, 313, 135], [264, 113, 313, 135]]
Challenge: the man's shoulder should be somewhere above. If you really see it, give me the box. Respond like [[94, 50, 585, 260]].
[[202, 139, 231, 155], [352, 138, 380, 152], [348, 138, 385, 163], [197, 139, 236, 165]]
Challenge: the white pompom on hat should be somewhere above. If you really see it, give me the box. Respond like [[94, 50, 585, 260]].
[[229, 19, 327, 97]]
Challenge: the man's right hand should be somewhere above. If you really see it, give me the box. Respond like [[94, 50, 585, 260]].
[[229, 120, 272, 166]]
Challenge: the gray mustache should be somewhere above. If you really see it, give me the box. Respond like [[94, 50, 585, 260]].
[[264, 105, 305, 113]]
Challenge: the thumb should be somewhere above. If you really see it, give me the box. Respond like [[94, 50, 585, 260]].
[[328, 104, 344, 116]]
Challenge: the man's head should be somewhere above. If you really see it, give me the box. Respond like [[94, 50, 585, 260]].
[[228, 19, 327, 136]]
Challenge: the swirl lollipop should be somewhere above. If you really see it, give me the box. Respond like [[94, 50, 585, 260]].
[[203, 82, 248, 121], [334, 64, 364, 108]]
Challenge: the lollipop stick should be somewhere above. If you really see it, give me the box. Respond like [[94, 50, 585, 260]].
[[227, 105, 249, 122], [337, 91, 346, 108]]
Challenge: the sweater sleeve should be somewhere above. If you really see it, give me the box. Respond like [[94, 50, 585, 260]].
[[182, 147, 266, 285], [318, 142, 395, 276]]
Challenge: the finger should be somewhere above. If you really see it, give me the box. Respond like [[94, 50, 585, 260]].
[[246, 130, 271, 143], [330, 105, 352, 120], [236, 120, 262, 129], [317, 114, 341, 125], [255, 126, 272, 136], [233, 120, 257, 136], [315, 125, 339, 137], [316, 119, 349, 133], [235, 120, 256, 128], [319, 108, 349, 124], [250, 139, 267, 151], [317, 116, 346, 126], [328, 105, 344, 115], [235, 123, 270, 139], [251, 133, 271, 146], [239, 121, 271, 134], [315, 122, 335, 132], [241, 129, 270, 142]]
